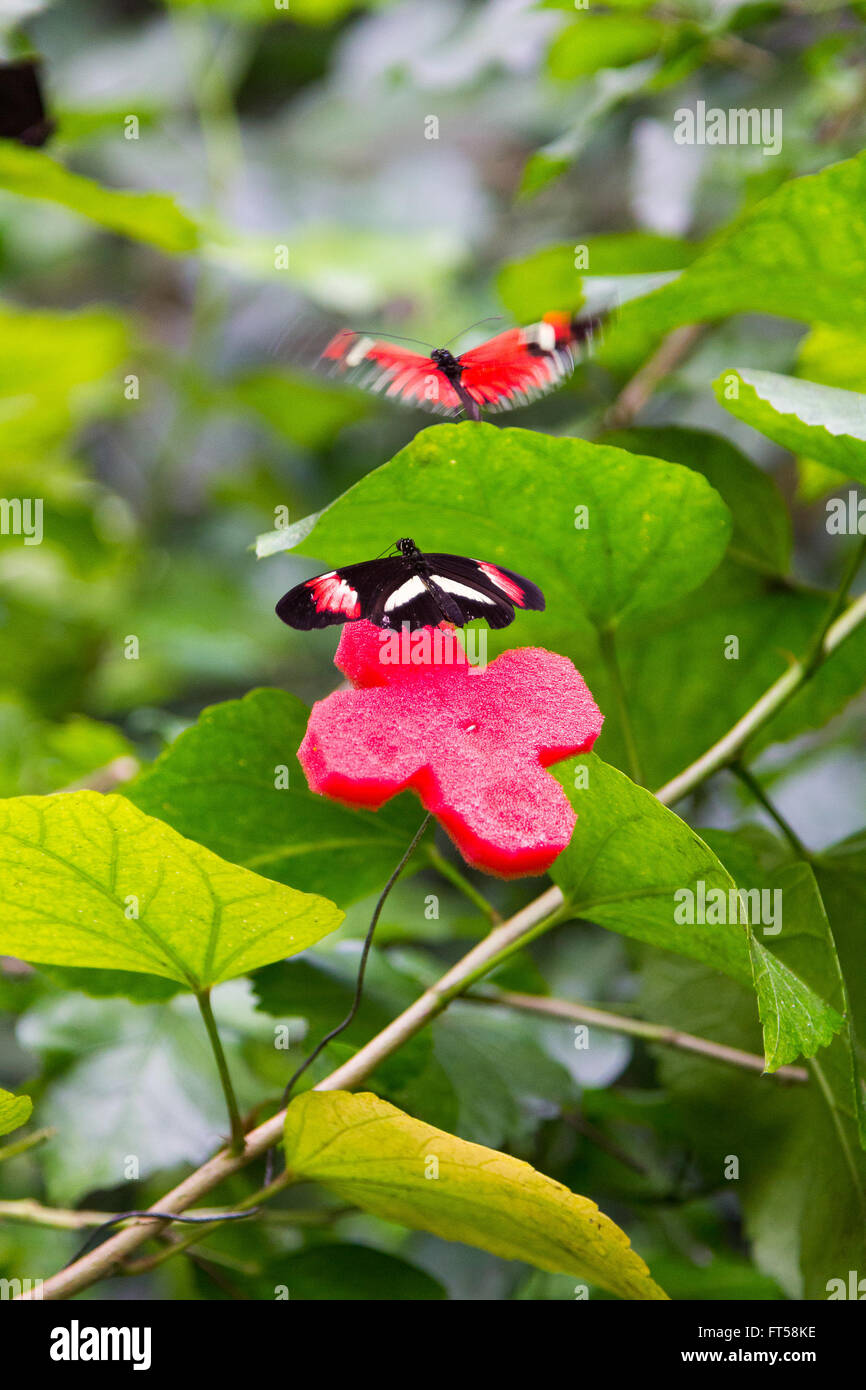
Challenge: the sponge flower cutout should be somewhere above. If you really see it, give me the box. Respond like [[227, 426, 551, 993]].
[[298, 620, 603, 878]]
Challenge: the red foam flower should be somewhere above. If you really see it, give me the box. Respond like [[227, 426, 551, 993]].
[[298, 621, 603, 878]]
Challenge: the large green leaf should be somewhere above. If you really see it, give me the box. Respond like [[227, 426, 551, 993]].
[[0, 144, 200, 253], [605, 151, 866, 364], [127, 689, 423, 907], [283, 1089, 667, 1300], [496, 234, 700, 323], [602, 560, 866, 784], [256, 422, 732, 632], [0, 1088, 32, 1139], [0, 792, 342, 989], [714, 369, 866, 484], [550, 756, 845, 1069], [599, 426, 792, 574]]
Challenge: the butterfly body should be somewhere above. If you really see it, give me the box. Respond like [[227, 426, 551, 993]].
[[276, 537, 545, 632], [320, 314, 600, 419]]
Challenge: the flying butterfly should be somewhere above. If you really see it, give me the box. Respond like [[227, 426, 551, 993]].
[[0, 58, 55, 147], [276, 538, 545, 632], [319, 312, 602, 420]]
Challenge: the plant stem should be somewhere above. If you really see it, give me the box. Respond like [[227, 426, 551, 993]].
[[602, 324, 706, 430], [802, 534, 866, 676], [599, 625, 644, 784], [0, 1199, 108, 1230], [427, 845, 502, 923], [195, 989, 245, 1155], [473, 989, 808, 1083], [0, 1126, 55, 1165], [730, 761, 812, 861], [655, 586, 866, 806]]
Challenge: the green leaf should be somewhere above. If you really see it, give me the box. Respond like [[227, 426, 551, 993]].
[[599, 426, 792, 574], [547, 15, 667, 81], [606, 150, 866, 364], [794, 325, 866, 498], [0, 301, 128, 457], [714, 369, 866, 484], [0, 698, 133, 798], [814, 831, 866, 1039], [16, 985, 273, 1202], [552, 755, 752, 981], [283, 1089, 668, 1299], [551, 756, 846, 1068], [496, 234, 699, 323], [262, 1244, 446, 1300], [0, 143, 200, 253], [0, 1088, 32, 1138], [0, 791, 342, 989], [127, 689, 423, 907], [604, 560, 866, 784], [747, 865, 849, 1074], [189, 1244, 446, 1301], [256, 422, 732, 632]]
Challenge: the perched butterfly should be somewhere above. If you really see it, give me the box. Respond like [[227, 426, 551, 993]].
[[276, 538, 545, 632], [0, 59, 55, 147], [319, 312, 602, 420]]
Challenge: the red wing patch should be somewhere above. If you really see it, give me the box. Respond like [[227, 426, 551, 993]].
[[307, 572, 361, 619], [320, 332, 463, 415], [458, 322, 575, 412], [476, 562, 527, 605]]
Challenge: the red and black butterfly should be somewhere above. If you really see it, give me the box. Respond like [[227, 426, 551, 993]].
[[276, 538, 545, 632], [319, 313, 601, 420], [0, 59, 55, 147]]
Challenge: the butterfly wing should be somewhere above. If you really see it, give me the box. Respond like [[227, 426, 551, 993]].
[[457, 321, 576, 413], [0, 60, 54, 146], [276, 557, 409, 630], [320, 332, 462, 416], [424, 553, 546, 628]]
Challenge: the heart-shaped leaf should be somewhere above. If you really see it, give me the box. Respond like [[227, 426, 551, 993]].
[[256, 422, 731, 632], [0, 792, 342, 989]]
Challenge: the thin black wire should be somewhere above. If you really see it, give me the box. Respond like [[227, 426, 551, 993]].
[[263, 812, 433, 1184], [62, 1208, 258, 1268]]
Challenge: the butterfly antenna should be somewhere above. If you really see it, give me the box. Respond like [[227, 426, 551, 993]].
[[346, 329, 436, 351], [441, 315, 503, 349]]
